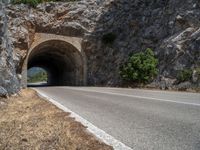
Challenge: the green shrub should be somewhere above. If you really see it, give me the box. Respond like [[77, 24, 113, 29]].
[[120, 48, 158, 83], [196, 67, 200, 80], [177, 69, 193, 82], [102, 33, 117, 45]]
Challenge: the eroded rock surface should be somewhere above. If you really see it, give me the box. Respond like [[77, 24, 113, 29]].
[[1, 0, 200, 95], [0, 2, 19, 96]]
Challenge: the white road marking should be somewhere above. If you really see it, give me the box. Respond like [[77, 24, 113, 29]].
[[104, 87, 196, 94], [60, 87, 200, 107], [34, 89, 133, 150]]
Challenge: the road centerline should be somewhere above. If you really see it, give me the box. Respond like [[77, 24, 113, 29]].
[[34, 87, 200, 150], [59, 87, 200, 107]]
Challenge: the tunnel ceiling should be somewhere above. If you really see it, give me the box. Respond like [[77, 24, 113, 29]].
[[28, 40, 84, 86]]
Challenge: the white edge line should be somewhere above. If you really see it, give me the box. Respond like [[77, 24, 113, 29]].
[[60, 87, 200, 107], [34, 88, 133, 150]]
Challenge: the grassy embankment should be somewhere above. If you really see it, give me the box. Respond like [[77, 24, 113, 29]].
[[0, 89, 113, 150]]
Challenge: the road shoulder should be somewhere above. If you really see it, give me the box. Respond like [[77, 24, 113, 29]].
[[35, 88, 133, 150], [0, 89, 113, 150]]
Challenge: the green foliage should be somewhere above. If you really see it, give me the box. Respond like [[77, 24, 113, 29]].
[[102, 33, 117, 45], [195, 67, 200, 80], [120, 48, 158, 83], [11, 0, 78, 7], [12, 0, 40, 7], [28, 71, 47, 83], [177, 69, 193, 82]]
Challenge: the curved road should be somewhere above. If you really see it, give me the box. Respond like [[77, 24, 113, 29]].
[[36, 87, 200, 150]]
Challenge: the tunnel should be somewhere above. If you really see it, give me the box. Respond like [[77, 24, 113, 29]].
[[26, 39, 86, 86]]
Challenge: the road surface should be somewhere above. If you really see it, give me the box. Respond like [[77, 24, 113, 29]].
[[35, 87, 200, 150]]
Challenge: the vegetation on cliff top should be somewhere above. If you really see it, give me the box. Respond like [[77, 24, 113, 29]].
[[12, 0, 78, 7]]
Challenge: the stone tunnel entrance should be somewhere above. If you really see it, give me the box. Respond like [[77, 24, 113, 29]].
[[21, 33, 87, 87]]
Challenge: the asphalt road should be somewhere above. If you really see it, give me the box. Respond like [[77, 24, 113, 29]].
[[36, 87, 200, 150]]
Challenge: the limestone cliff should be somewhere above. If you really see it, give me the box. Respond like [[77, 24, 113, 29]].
[[0, 2, 19, 96], [1, 0, 200, 95]]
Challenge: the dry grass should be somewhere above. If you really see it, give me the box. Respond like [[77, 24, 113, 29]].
[[0, 89, 113, 150]]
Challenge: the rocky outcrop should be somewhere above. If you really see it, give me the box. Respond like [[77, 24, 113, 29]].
[[87, 0, 200, 90], [1, 0, 200, 95], [0, 2, 19, 96]]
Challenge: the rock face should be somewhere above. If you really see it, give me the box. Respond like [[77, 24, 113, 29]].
[[1, 0, 200, 95], [0, 2, 19, 96]]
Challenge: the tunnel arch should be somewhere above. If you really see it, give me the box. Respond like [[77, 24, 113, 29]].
[[21, 33, 87, 87]]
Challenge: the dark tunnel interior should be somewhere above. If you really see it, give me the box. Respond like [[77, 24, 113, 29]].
[[27, 40, 84, 86]]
